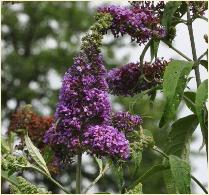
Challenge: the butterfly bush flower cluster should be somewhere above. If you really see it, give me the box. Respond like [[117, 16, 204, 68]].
[[189, 1, 208, 16], [44, 13, 141, 160], [44, 4, 168, 161], [112, 112, 143, 132], [107, 58, 168, 96], [97, 4, 166, 45]]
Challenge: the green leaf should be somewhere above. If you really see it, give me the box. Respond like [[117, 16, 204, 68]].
[[111, 163, 124, 190], [195, 80, 208, 144], [183, 91, 196, 114], [126, 182, 143, 194], [128, 164, 169, 191], [159, 60, 193, 127], [24, 133, 51, 176], [169, 155, 191, 194], [163, 169, 177, 193], [1, 170, 19, 186], [200, 60, 208, 70], [162, 2, 181, 29], [150, 39, 160, 61], [167, 115, 198, 161], [132, 150, 142, 175], [94, 155, 103, 173], [42, 146, 54, 164]]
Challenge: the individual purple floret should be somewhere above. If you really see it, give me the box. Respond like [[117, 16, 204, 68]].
[[44, 52, 111, 155], [97, 4, 166, 45], [83, 125, 130, 159], [107, 58, 168, 96], [112, 112, 143, 132]]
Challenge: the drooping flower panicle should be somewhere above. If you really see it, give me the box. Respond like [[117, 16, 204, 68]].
[[97, 4, 166, 45], [107, 58, 168, 96]]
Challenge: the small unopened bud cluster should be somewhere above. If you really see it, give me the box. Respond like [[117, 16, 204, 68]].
[[10, 177, 51, 194], [2, 154, 28, 174]]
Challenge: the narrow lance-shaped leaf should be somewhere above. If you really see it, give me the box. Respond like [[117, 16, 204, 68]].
[[159, 60, 193, 127], [169, 155, 191, 194], [183, 91, 196, 114], [167, 115, 198, 161], [24, 133, 51, 176], [150, 39, 160, 61], [195, 79, 208, 145]]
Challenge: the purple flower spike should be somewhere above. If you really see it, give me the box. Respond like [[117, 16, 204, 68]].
[[97, 4, 166, 45], [44, 52, 111, 155], [107, 58, 168, 96], [83, 125, 130, 159]]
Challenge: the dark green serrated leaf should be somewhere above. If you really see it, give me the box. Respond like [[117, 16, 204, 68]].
[[159, 60, 193, 127], [162, 2, 181, 28], [200, 60, 208, 70], [167, 115, 198, 161], [150, 39, 160, 61], [169, 155, 191, 194], [195, 80, 208, 145], [183, 91, 196, 114]]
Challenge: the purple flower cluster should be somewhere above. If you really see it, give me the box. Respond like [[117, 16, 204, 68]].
[[83, 125, 130, 159], [112, 112, 142, 132], [189, 1, 208, 16], [44, 53, 112, 154], [107, 58, 168, 96], [97, 5, 166, 45], [44, 52, 132, 160]]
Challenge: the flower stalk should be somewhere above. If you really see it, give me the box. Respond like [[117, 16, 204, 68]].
[[76, 153, 82, 194]]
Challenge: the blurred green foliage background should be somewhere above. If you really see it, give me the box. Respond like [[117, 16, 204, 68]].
[[2, 1, 200, 194]]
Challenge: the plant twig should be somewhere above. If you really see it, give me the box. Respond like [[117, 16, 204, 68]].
[[162, 41, 192, 61], [83, 162, 110, 193], [191, 175, 208, 194], [23, 164, 70, 194], [76, 153, 82, 194], [187, 6, 208, 159], [152, 145, 169, 159], [198, 50, 208, 61], [199, 15, 208, 22], [187, 7, 201, 87], [140, 39, 152, 67]]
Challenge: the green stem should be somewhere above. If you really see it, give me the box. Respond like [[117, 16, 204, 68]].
[[186, 6, 208, 159], [76, 153, 82, 194], [83, 162, 110, 193], [152, 145, 169, 159], [198, 50, 208, 61], [140, 39, 152, 67], [28, 165, 70, 194], [187, 8, 201, 87], [191, 175, 208, 194], [162, 40, 192, 61], [199, 15, 208, 22]]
